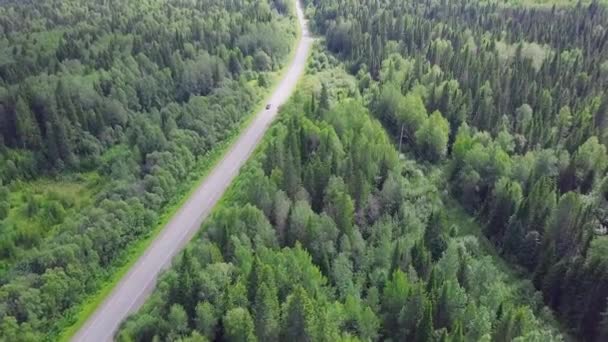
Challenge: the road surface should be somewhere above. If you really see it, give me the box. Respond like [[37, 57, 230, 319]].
[[73, 2, 312, 340]]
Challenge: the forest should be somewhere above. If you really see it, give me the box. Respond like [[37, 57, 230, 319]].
[[118, 54, 563, 341], [0, 0, 297, 340], [302, 0, 608, 340], [121, 0, 608, 341], [2, 0, 608, 340]]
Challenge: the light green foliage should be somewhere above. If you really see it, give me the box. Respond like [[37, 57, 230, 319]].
[[168, 304, 189, 340], [400, 92, 429, 137], [379, 54, 414, 87], [451, 126, 512, 211], [323, 176, 355, 236], [375, 84, 404, 125], [415, 110, 450, 162], [375, 85, 428, 141], [495, 40, 552, 71], [195, 302, 217, 340], [0, 174, 98, 271], [573, 136, 607, 191], [224, 308, 257, 342]]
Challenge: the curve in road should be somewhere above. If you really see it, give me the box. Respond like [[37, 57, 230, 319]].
[[73, 2, 312, 340]]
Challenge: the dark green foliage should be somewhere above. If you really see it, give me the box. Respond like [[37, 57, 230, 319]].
[[0, 0, 297, 339], [119, 71, 561, 341], [415, 301, 434, 342], [0, 202, 8, 221], [10, 0, 606, 338], [0, 183, 8, 221], [0, 0, 296, 172], [280, 286, 317, 342], [302, 0, 608, 339], [253, 282, 280, 341], [424, 212, 449, 262], [486, 178, 523, 242]]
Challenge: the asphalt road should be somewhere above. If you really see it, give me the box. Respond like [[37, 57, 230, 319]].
[[72, 2, 312, 340]]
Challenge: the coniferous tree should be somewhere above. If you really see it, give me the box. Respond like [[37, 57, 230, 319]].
[[280, 287, 317, 342], [415, 300, 434, 342], [253, 282, 280, 342]]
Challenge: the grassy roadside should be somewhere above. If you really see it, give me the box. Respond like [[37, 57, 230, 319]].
[[56, 14, 303, 342]]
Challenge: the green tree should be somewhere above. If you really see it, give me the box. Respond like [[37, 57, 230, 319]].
[[399, 92, 428, 137], [180, 331, 208, 342], [0, 201, 8, 221], [424, 212, 449, 262], [195, 302, 217, 340], [415, 298, 434, 342], [415, 111, 450, 162], [254, 50, 272, 71], [280, 287, 317, 342], [319, 83, 330, 113], [375, 86, 428, 140], [170, 250, 199, 318], [257, 73, 268, 88], [224, 308, 257, 342], [0, 184, 9, 220], [253, 283, 280, 342], [492, 307, 532, 342], [451, 320, 465, 342], [332, 253, 355, 299], [167, 304, 189, 340], [485, 178, 523, 241], [411, 241, 432, 280], [323, 176, 355, 237], [15, 97, 41, 149], [287, 200, 314, 246], [397, 284, 427, 340], [382, 270, 410, 334], [573, 136, 607, 192]]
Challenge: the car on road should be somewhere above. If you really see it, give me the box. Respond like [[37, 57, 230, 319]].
[[266, 104, 271, 110]]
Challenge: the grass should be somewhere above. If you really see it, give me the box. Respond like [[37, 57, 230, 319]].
[[0, 173, 101, 277], [443, 198, 527, 279], [56, 14, 304, 342]]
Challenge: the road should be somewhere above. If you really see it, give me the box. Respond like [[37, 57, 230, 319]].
[[72, 1, 312, 340]]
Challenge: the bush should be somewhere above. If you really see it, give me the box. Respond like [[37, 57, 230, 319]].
[[43, 201, 66, 225], [0, 201, 9, 220]]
